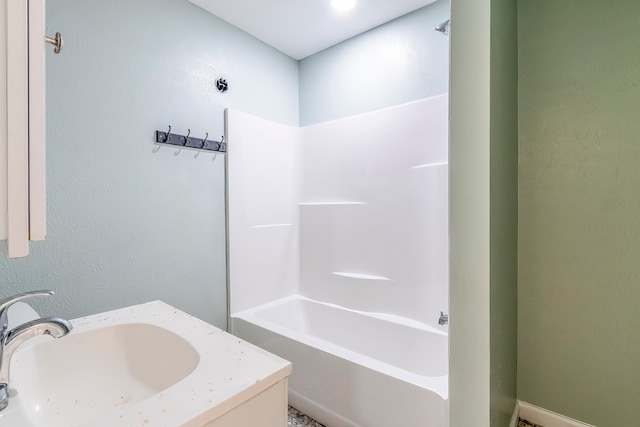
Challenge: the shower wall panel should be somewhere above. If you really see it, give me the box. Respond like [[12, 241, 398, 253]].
[[227, 96, 448, 327], [299, 95, 449, 326], [226, 109, 301, 315]]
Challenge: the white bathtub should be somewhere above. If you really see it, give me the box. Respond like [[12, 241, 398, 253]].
[[231, 295, 448, 427]]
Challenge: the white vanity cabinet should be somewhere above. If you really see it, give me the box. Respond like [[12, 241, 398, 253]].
[[202, 381, 289, 427], [1, 0, 47, 258]]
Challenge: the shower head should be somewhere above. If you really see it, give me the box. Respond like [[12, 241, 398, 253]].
[[434, 19, 451, 35]]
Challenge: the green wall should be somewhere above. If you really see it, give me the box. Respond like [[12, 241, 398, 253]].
[[449, 0, 490, 424], [490, 0, 518, 425], [450, 0, 518, 425], [518, 1, 640, 425]]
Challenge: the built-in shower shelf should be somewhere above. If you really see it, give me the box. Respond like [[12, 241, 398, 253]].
[[299, 202, 367, 206], [332, 272, 392, 281], [250, 224, 294, 229], [411, 162, 448, 170]]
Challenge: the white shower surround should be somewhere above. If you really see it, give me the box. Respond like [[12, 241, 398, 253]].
[[226, 94, 449, 427]]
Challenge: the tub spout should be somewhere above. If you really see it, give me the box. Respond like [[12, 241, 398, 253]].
[[438, 312, 448, 325]]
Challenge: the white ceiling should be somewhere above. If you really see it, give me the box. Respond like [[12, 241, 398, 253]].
[[187, 0, 438, 60]]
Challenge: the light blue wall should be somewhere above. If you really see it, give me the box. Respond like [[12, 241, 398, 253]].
[[1, 0, 449, 327], [299, 0, 450, 126], [0, 0, 298, 328]]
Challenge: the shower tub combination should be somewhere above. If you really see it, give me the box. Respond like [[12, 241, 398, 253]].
[[232, 296, 448, 427], [226, 94, 449, 427]]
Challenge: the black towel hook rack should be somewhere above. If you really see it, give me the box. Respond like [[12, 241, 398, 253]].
[[154, 126, 226, 154]]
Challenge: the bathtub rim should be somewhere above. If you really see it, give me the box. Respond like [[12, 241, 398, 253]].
[[231, 294, 449, 400]]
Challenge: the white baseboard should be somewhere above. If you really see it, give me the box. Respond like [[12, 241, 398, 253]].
[[510, 401, 519, 427], [518, 402, 595, 427]]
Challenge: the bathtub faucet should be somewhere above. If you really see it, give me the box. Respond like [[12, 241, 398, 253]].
[[438, 312, 448, 325]]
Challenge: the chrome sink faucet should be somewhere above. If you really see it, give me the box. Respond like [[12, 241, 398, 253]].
[[0, 290, 72, 411]]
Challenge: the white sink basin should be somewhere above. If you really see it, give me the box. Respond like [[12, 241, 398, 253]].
[[10, 323, 199, 427], [0, 301, 291, 427]]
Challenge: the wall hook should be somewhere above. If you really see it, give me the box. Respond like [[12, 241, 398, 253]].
[[45, 32, 63, 54], [153, 126, 225, 155], [163, 125, 172, 143]]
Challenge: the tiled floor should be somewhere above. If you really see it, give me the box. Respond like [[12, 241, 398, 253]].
[[289, 409, 544, 427], [518, 419, 543, 427], [289, 410, 543, 427], [288, 406, 326, 427]]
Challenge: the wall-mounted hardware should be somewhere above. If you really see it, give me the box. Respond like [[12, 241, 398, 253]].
[[438, 312, 448, 325], [45, 32, 63, 54], [215, 78, 229, 93], [434, 19, 450, 36], [154, 126, 226, 154]]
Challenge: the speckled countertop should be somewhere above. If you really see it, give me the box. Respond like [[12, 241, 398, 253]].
[[2, 301, 292, 427], [87, 301, 291, 427]]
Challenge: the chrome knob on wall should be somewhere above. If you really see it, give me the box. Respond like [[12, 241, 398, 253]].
[[438, 312, 448, 325], [45, 32, 63, 54]]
